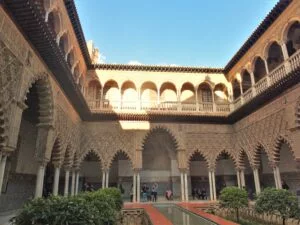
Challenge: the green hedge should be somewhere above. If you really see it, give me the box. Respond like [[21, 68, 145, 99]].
[[11, 188, 123, 225]]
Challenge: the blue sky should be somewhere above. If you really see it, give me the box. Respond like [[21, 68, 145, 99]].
[[75, 0, 278, 67]]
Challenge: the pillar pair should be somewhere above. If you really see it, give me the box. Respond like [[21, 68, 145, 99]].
[[236, 169, 246, 189], [180, 170, 189, 201], [208, 170, 217, 201], [102, 170, 109, 188], [132, 170, 140, 203]]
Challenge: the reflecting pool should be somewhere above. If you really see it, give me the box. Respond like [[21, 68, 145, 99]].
[[154, 204, 217, 225]]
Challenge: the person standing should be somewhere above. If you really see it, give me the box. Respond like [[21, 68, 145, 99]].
[[152, 183, 158, 202]]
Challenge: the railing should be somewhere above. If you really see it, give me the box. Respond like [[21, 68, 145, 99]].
[[254, 76, 268, 95], [87, 49, 300, 115]]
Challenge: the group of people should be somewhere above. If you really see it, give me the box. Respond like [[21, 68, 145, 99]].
[[83, 182, 95, 192], [131, 183, 159, 202], [191, 187, 207, 200]]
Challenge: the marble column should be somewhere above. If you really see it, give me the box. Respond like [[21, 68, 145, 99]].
[[105, 170, 109, 188], [240, 169, 246, 188], [180, 171, 185, 201], [184, 172, 188, 201], [273, 167, 279, 189], [276, 166, 282, 189], [64, 169, 70, 197], [208, 171, 213, 201], [253, 168, 261, 194], [35, 164, 46, 198], [75, 171, 80, 195], [236, 170, 241, 188], [133, 172, 137, 202], [52, 166, 60, 196], [71, 170, 76, 196], [136, 171, 140, 203], [0, 154, 8, 195], [102, 170, 106, 188], [212, 171, 216, 201]]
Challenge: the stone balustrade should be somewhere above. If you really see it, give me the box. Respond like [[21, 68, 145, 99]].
[[87, 49, 300, 115]]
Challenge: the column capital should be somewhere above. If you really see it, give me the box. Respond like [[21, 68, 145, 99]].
[[1, 146, 14, 155], [133, 168, 142, 173], [37, 158, 49, 167], [179, 168, 189, 173]]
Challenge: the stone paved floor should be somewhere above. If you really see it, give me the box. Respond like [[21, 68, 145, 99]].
[[0, 212, 15, 225]]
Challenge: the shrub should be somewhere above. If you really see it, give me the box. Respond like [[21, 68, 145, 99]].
[[11, 196, 100, 225], [219, 186, 248, 222], [11, 188, 123, 225], [255, 188, 300, 225], [100, 188, 123, 210]]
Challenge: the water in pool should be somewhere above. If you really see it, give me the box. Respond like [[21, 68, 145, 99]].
[[154, 204, 217, 225]]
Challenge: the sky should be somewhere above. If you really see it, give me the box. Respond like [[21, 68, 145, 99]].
[[75, 0, 278, 67]]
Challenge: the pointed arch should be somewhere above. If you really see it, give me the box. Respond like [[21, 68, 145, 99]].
[[237, 149, 252, 169], [79, 149, 103, 169], [107, 150, 133, 169], [252, 143, 273, 168], [241, 69, 252, 92], [214, 150, 238, 169], [272, 135, 295, 163], [50, 136, 64, 166], [252, 56, 267, 82], [21, 74, 54, 126], [187, 150, 209, 169], [141, 126, 179, 150]]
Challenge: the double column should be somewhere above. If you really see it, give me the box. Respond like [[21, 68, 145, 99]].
[[180, 169, 189, 202], [273, 165, 282, 189], [132, 169, 141, 203], [236, 169, 246, 189], [208, 169, 217, 201], [102, 169, 110, 188]]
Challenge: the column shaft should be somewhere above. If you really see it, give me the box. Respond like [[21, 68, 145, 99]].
[[276, 167, 282, 189], [64, 170, 70, 197], [273, 167, 279, 189], [137, 172, 140, 203], [102, 171, 106, 188], [71, 171, 76, 196], [133, 172, 136, 202], [180, 172, 185, 201], [237, 170, 241, 188], [212, 171, 216, 201], [106, 171, 109, 188], [52, 167, 60, 196], [35, 165, 46, 198], [75, 172, 80, 195], [253, 169, 261, 194], [0, 155, 7, 195], [184, 172, 188, 201], [240, 170, 246, 188], [208, 171, 213, 201]]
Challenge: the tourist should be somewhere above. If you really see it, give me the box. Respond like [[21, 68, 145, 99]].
[[192, 187, 197, 200], [282, 180, 289, 190], [197, 188, 202, 199], [165, 189, 173, 200], [142, 184, 147, 202], [83, 182, 89, 192], [147, 186, 151, 201], [130, 184, 133, 202], [201, 188, 207, 200], [152, 183, 158, 202]]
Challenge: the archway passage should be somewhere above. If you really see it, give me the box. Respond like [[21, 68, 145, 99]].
[[253, 57, 267, 82], [80, 151, 102, 192], [275, 141, 299, 193], [0, 81, 50, 211], [241, 70, 252, 93], [215, 151, 237, 199], [109, 151, 132, 201], [189, 151, 209, 201], [232, 79, 241, 100], [238, 151, 255, 199], [142, 128, 179, 200], [286, 21, 300, 57], [214, 84, 228, 103], [267, 42, 284, 72], [253, 146, 275, 189]]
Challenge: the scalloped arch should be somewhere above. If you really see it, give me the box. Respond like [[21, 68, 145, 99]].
[[107, 149, 133, 169], [187, 149, 209, 169]]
